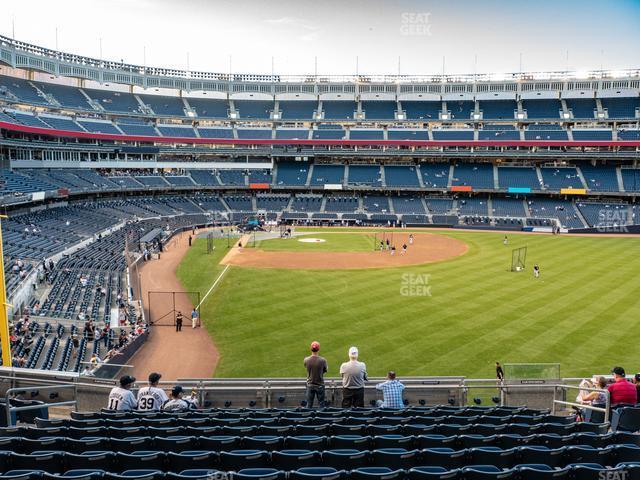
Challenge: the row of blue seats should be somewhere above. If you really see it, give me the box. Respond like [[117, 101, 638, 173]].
[[0, 446, 639, 475], [2, 432, 636, 454], [2, 463, 640, 480], [5, 422, 607, 439]]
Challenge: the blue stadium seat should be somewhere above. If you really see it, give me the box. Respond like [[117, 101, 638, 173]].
[[468, 447, 516, 469], [611, 407, 640, 432], [371, 448, 419, 469], [321, 449, 368, 470], [406, 466, 458, 479], [113, 452, 166, 472], [234, 469, 286, 480], [419, 448, 466, 469], [373, 435, 414, 449], [515, 464, 569, 479], [174, 470, 221, 479], [329, 436, 371, 449], [104, 470, 163, 480], [565, 446, 611, 466], [218, 450, 270, 470], [569, 464, 625, 480], [198, 435, 241, 450], [271, 449, 321, 469], [286, 435, 327, 450], [10, 453, 64, 474], [289, 467, 345, 480], [65, 452, 115, 471], [243, 435, 285, 451], [461, 465, 515, 479], [349, 467, 404, 480], [167, 451, 218, 472]]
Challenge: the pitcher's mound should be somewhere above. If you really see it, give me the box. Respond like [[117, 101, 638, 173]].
[[222, 232, 468, 270]]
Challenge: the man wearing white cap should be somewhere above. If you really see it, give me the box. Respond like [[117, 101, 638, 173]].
[[339, 346, 368, 408]]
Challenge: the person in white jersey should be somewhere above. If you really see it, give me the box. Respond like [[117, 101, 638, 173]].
[[136, 372, 169, 411], [107, 375, 137, 411]]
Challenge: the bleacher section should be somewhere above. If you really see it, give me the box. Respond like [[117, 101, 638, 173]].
[[522, 99, 561, 119], [279, 101, 317, 120], [83, 89, 142, 114], [540, 167, 583, 191], [384, 166, 421, 187], [401, 101, 441, 120], [139, 94, 187, 117], [601, 97, 640, 119], [362, 101, 396, 120], [451, 164, 494, 189], [310, 165, 345, 186], [478, 100, 516, 120], [348, 165, 383, 187], [276, 163, 310, 186], [322, 101, 355, 120], [185, 98, 229, 118], [579, 165, 619, 192], [497, 167, 541, 190], [233, 100, 273, 120], [566, 98, 596, 119]]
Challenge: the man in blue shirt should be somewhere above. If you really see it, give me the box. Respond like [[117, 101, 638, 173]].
[[375, 371, 405, 409]]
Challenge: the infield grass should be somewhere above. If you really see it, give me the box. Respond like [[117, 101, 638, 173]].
[[176, 229, 640, 380]]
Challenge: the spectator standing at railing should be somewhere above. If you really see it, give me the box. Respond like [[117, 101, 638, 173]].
[[340, 346, 368, 408], [304, 341, 327, 408]]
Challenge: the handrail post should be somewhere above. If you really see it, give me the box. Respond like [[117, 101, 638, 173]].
[[551, 385, 557, 415]]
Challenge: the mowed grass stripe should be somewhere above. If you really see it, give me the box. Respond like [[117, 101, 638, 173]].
[[175, 231, 640, 378]]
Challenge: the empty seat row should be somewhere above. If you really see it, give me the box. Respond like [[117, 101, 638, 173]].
[[0, 446, 638, 477]]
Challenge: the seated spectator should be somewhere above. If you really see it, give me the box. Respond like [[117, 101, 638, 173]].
[[580, 376, 608, 405], [89, 353, 101, 368], [107, 375, 137, 411], [608, 366, 638, 407], [81, 366, 95, 377], [375, 371, 406, 409], [163, 385, 198, 412], [633, 374, 640, 400]]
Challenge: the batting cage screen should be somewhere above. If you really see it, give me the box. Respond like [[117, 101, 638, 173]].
[[147, 291, 201, 327], [511, 246, 527, 272], [373, 231, 395, 251]]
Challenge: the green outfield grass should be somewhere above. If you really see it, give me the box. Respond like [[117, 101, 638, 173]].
[[254, 232, 376, 252], [175, 229, 640, 379]]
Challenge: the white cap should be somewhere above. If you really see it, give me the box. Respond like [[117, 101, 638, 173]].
[[349, 346, 359, 357]]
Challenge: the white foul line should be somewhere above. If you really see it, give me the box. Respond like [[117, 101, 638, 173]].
[[195, 264, 230, 310]]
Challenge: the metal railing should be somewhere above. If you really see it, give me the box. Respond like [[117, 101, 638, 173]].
[[4, 384, 77, 426]]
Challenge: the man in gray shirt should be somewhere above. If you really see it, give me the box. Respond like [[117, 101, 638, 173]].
[[303, 341, 328, 408], [339, 346, 367, 407]]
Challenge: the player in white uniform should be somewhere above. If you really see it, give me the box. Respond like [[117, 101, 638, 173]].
[[163, 385, 199, 412], [107, 375, 137, 411], [136, 372, 169, 411]]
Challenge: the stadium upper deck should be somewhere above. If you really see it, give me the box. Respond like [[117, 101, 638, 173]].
[[0, 35, 639, 149]]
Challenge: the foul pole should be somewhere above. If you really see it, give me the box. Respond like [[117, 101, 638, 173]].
[[0, 215, 12, 367]]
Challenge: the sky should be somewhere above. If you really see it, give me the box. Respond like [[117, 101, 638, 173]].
[[3, 0, 640, 77]]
